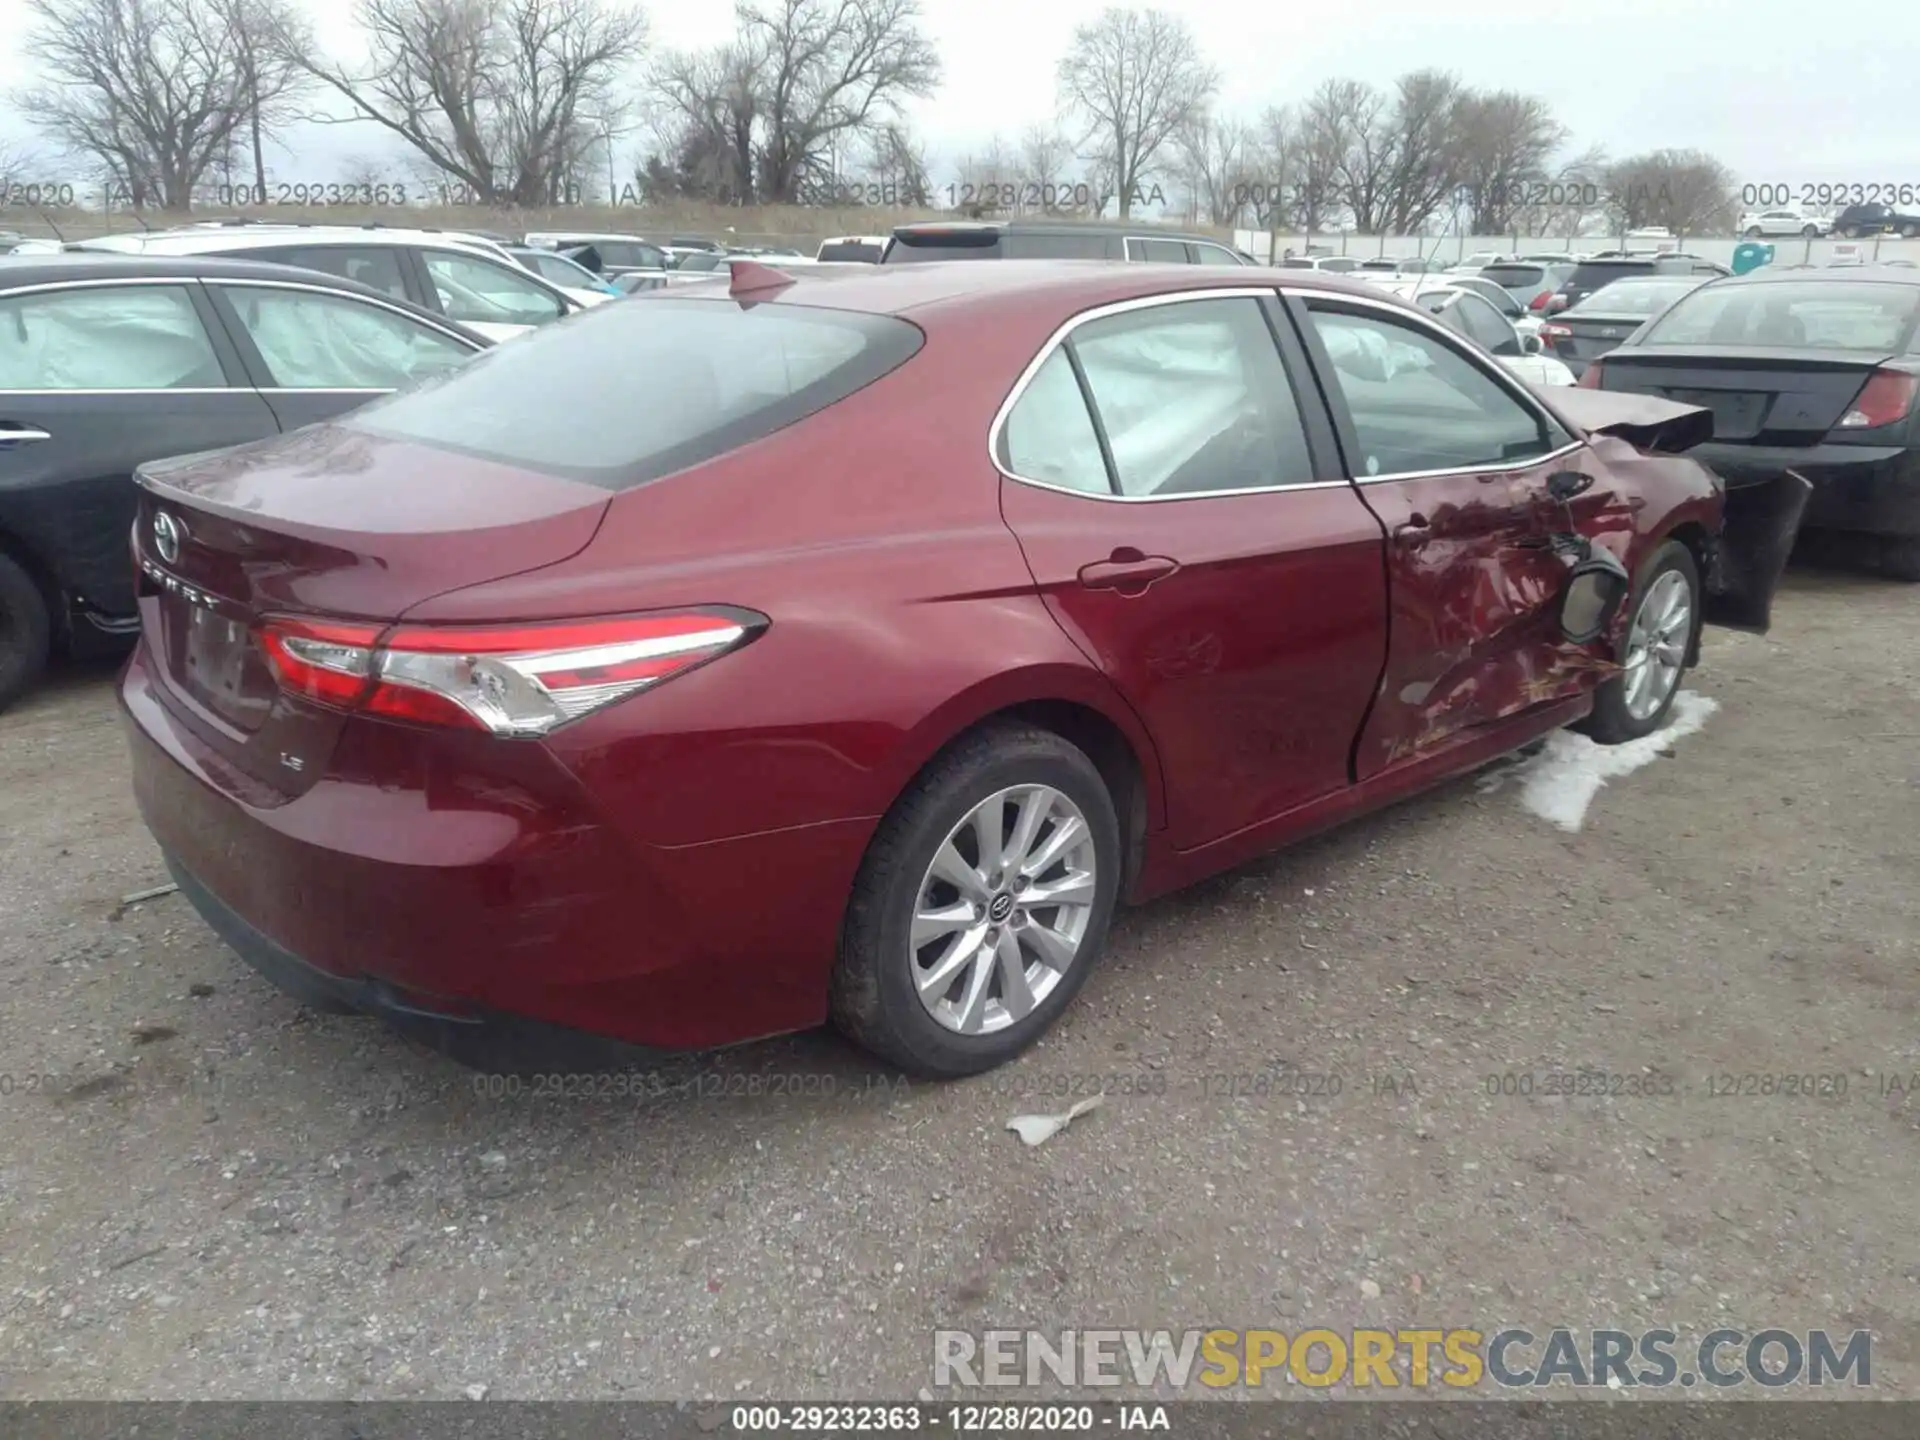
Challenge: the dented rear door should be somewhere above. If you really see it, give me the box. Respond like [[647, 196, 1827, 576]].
[[1290, 293, 1599, 779]]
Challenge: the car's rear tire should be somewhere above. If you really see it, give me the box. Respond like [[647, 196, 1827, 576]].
[[1744, 226, 1762, 238], [1801, 224, 1820, 237], [1902, 223, 1920, 240], [1881, 537, 1920, 582], [830, 723, 1121, 1078], [1579, 539, 1700, 745], [0, 552, 52, 714]]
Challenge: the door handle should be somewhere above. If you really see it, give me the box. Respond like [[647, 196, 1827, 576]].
[[0, 425, 52, 446], [1077, 551, 1180, 593]]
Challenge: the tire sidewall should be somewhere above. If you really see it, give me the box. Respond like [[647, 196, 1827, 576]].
[[0, 553, 52, 713], [865, 743, 1121, 1077], [1591, 540, 1700, 742]]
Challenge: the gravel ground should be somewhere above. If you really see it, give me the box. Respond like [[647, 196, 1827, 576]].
[[0, 565, 1915, 1402]]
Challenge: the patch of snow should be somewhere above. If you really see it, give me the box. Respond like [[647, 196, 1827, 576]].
[[1478, 690, 1719, 833]]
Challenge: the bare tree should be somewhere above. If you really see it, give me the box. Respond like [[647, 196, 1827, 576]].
[[1019, 123, 1074, 212], [1304, 79, 1385, 232], [651, 38, 764, 203], [1603, 148, 1737, 237], [286, 0, 648, 205], [16, 0, 272, 210], [1056, 7, 1216, 219], [740, 0, 940, 203], [863, 120, 932, 207], [1451, 90, 1566, 235], [1513, 143, 1605, 242], [1176, 111, 1252, 226], [1376, 69, 1468, 235], [205, 0, 311, 203]]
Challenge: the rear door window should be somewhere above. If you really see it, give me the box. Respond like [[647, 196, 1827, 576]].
[[420, 250, 568, 327], [0, 284, 228, 389], [347, 297, 923, 487], [1059, 297, 1317, 497], [1191, 243, 1246, 266], [217, 284, 476, 389], [1125, 238, 1191, 263], [998, 349, 1111, 494], [245, 245, 410, 300]]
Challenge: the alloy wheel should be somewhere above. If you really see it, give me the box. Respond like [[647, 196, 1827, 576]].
[[908, 784, 1098, 1035], [1622, 569, 1692, 721]]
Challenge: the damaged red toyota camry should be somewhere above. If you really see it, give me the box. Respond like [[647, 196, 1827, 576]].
[[118, 261, 1808, 1078]]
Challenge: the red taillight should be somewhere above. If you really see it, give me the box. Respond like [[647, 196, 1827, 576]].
[[257, 610, 761, 736], [1577, 360, 1605, 389], [1529, 290, 1554, 311], [258, 617, 380, 707], [1836, 369, 1918, 430], [1539, 322, 1573, 341]]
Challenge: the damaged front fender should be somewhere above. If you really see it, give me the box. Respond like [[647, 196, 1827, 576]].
[[1700, 469, 1813, 633]]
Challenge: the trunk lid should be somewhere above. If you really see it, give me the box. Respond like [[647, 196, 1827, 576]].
[[133, 423, 610, 796], [1590, 347, 1889, 443], [1554, 314, 1645, 363]]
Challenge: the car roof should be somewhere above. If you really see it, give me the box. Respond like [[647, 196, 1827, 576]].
[[664, 258, 1415, 322], [74, 224, 511, 258], [890, 220, 1230, 245], [1714, 263, 1920, 287], [0, 251, 482, 326]]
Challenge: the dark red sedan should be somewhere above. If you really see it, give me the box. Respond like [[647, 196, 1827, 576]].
[[118, 261, 1805, 1077]]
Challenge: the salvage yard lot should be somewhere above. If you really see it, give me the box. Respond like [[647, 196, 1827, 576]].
[[0, 566, 1915, 1399]]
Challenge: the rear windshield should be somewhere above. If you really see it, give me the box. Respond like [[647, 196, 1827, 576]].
[[1480, 263, 1546, 289], [817, 241, 883, 262], [1638, 280, 1920, 352], [883, 230, 1003, 262], [1571, 261, 1655, 285], [346, 298, 924, 488], [1565, 278, 1700, 316]]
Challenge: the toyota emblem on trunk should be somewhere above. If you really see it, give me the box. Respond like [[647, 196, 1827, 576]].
[[152, 511, 184, 564]]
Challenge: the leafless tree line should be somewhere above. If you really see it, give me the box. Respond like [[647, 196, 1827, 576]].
[[3, 0, 1741, 235]]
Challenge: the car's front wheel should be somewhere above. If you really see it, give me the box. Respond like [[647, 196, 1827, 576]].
[[1802, 224, 1820, 237], [1580, 539, 1700, 745], [1744, 226, 1762, 238], [830, 723, 1121, 1078], [0, 552, 51, 714]]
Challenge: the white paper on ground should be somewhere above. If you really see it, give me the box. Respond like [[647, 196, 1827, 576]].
[[1476, 690, 1719, 833], [1006, 1093, 1104, 1147]]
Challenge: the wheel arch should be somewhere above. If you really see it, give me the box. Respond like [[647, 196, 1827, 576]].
[[871, 665, 1167, 903]]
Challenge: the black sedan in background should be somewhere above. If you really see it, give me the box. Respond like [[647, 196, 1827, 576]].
[[0, 254, 489, 710], [1579, 266, 1920, 579], [1538, 274, 1709, 377]]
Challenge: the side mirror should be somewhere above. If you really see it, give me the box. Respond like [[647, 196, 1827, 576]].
[[1546, 470, 1594, 503], [1557, 546, 1632, 644], [1522, 332, 1544, 355]]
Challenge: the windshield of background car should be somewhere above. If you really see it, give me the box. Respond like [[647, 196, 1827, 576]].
[[344, 297, 924, 488], [1569, 261, 1654, 288], [1638, 280, 1920, 352], [1566, 278, 1700, 316], [1480, 263, 1545, 291]]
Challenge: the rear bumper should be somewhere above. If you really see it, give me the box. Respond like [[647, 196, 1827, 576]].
[[1693, 440, 1920, 538], [119, 641, 873, 1058]]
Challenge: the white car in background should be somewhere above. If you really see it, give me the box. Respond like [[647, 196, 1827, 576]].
[[1278, 253, 1363, 274], [1365, 278, 1576, 385], [1359, 269, 1547, 343], [1739, 208, 1827, 238], [70, 224, 582, 342], [815, 234, 889, 262]]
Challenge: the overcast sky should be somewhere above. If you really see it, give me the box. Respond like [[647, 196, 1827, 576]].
[[0, 0, 1911, 190]]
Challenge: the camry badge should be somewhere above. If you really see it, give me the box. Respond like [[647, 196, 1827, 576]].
[[152, 511, 185, 565]]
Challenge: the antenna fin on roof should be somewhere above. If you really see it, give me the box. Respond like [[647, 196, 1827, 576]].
[[728, 259, 796, 297]]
